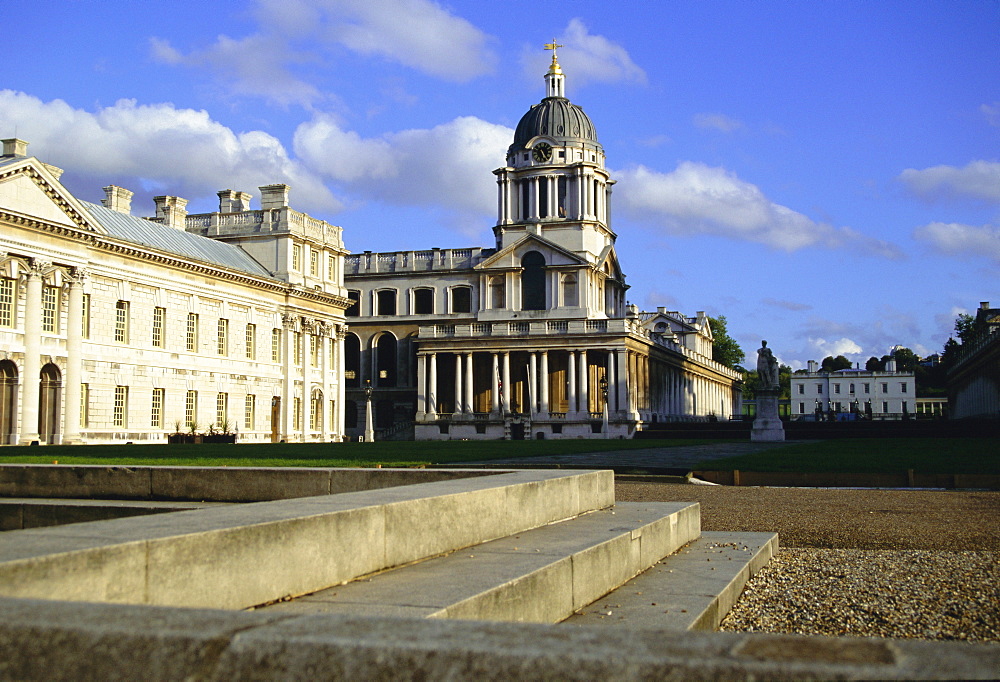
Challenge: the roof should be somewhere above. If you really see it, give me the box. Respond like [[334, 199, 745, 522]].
[[510, 97, 599, 152], [82, 201, 274, 279]]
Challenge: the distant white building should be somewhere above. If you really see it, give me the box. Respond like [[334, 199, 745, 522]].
[[0, 139, 351, 445], [790, 359, 916, 420]]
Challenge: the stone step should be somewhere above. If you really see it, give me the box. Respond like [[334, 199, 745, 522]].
[[258, 501, 700, 624], [563, 530, 778, 630]]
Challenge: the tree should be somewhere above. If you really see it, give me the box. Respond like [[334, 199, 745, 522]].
[[955, 313, 978, 344], [889, 347, 919, 372], [708, 315, 745, 369], [865, 356, 883, 371], [821, 355, 852, 371]]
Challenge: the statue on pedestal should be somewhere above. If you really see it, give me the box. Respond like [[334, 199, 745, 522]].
[[752, 340, 785, 442], [757, 340, 780, 391]]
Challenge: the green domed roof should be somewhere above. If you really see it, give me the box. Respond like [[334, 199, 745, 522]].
[[509, 96, 599, 152]]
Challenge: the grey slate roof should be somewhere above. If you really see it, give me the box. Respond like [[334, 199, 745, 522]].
[[82, 201, 274, 279]]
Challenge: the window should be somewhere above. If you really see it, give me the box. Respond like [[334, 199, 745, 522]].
[[310, 334, 319, 367], [186, 313, 198, 352], [345, 290, 361, 317], [81, 293, 90, 338], [882, 401, 889, 413], [152, 307, 165, 348], [245, 324, 256, 360], [864, 383, 870, 394], [293, 331, 302, 365], [849, 383, 855, 394], [377, 289, 397, 316], [185, 391, 198, 430], [521, 251, 546, 310], [80, 383, 89, 427], [114, 386, 129, 427], [798, 403, 805, 414], [217, 318, 228, 355], [271, 328, 282, 362], [245, 395, 255, 430], [450, 286, 471, 313], [834, 384, 841, 394], [151, 388, 164, 428], [115, 301, 130, 343], [561, 274, 578, 307], [489, 276, 505, 309], [310, 395, 321, 430], [900, 383, 908, 393], [292, 244, 302, 271], [881, 383, 888, 393], [293, 397, 302, 430], [310, 249, 319, 276], [327, 253, 337, 281], [216, 392, 228, 429], [413, 288, 433, 315], [797, 384, 804, 395], [42, 285, 59, 333], [0, 277, 14, 327], [817, 384, 823, 394]]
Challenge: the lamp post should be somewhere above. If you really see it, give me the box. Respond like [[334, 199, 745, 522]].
[[600, 375, 609, 439], [363, 379, 375, 443]]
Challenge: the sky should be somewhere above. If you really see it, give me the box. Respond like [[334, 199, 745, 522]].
[[2, 0, 998, 369]]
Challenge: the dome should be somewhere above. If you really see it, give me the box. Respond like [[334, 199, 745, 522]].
[[509, 96, 599, 152]]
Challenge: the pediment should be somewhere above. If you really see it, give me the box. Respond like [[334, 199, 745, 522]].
[[0, 158, 104, 233], [475, 233, 588, 270]]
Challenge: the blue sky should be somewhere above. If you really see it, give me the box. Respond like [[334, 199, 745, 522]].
[[3, 0, 998, 368]]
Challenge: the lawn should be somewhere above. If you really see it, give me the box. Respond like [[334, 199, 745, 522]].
[[0, 439, 726, 469], [693, 438, 1000, 475]]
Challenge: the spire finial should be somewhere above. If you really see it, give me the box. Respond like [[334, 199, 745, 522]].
[[544, 39, 564, 74]]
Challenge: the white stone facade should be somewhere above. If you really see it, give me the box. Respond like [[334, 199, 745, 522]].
[[341, 52, 742, 440], [790, 360, 916, 420], [0, 140, 350, 445]]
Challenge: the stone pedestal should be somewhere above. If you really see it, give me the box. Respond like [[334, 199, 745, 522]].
[[751, 388, 785, 442]]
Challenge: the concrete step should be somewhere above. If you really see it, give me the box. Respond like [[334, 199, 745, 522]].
[[563, 530, 778, 631], [258, 501, 700, 624]]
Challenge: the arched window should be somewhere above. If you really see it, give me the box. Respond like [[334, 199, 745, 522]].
[[490, 276, 505, 309], [345, 333, 361, 387], [39, 363, 61, 444], [412, 288, 434, 315], [561, 274, 578, 307], [376, 289, 397, 316], [521, 251, 546, 311], [450, 286, 472, 313], [0, 360, 17, 445], [375, 333, 397, 387]]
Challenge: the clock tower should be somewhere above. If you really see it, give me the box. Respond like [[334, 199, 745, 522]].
[[493, 42, 616, 263]]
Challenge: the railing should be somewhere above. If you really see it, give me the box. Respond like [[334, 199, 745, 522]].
[[509, 322, 529, 335], [472, 323, 492, 335], [435, 324, 456, 336], [547, 321, 568, 333], [586, 320, 607, 332]]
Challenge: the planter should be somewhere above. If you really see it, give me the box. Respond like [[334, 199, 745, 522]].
[[167, 434, 205, 444], [203, 434, 237, 444]]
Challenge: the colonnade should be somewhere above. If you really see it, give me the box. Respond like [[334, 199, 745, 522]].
[[496, 167, 610, 226], [279, 315, 346, 441]]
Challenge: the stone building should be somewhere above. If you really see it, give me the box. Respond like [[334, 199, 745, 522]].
[[0, 138, 350, 445], [949, 301, 1000, 419], [343, 49, 742, 440], [790, 359, 916, 420]]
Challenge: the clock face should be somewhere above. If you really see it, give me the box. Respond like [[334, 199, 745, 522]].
[[532, 143, 553, 162]]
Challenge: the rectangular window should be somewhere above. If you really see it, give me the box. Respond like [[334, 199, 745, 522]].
[[217, 318, 228, 355], [185, 391, 198, 430], [80, 383, 89, 428], [798, 403, 805, 414], [42, 285, 59, 333], [882, 401, 889, 413], [151, 388, 164, 428], [293, 331, 302, 365], [272, 328, 282, 362], [152, 307, 166, 348], [310, 334, 318, 367], [817, 384, 823, 395], [115, 300, 130, 343], [864, 383, 870, 394], [81, 293, 90, 338], [292, 244, 302, 271], [900, 383, 908, 393], [329, 399, 336, 433], [310, 249, 319, 276], [881, 383, 888, 393], [114, 386, 129, 427], [345, 290, 361, 317], [245, 323, 256, 360], [450, 287, 472, 313], [834, 384, 841, 394], [186, 313, 198, 351], [797, 384, 804, 395], [245, 395, 255, 430], [0, 277, 14, 327], [377, 289, 397, 316], [293, 397, 302, 430], [327, 253, 336, 281], [216, 392, 228, 430]]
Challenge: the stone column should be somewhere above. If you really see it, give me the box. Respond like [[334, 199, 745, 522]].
[[615, 349, 630, 419], [62, 270, 85, 444], [336, 326, 346, 440], [567, 350, 577, 417], [539, 350, 549, 418], [502, 352, 511, 414], [320, 324, 330, 441], [19, 264, 44, 445], [300, 323, 310, 440], [428, 353, 438, 417], [416, 353, 427, 419], [528, 352, 537, 416], [464, 352, 474, 415], [491, 352, 500, 415], [281, 315, 294, 441], [578, 351, 589, 415], [454, 354, 463, 416]]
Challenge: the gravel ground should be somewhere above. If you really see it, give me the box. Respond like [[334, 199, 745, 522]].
[[616, 482, 1000, 642]]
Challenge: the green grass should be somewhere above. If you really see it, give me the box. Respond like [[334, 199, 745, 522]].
[[693, 438, 1000, 475], [0, 439, 727, 469]]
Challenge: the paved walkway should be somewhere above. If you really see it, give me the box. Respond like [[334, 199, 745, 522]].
[[461, 441, 802, 471]]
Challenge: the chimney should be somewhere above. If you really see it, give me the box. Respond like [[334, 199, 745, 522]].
[[982, 301, 991, 310], [1, 138, 28, 157], [259, 184, 290, 210], [218, 189, 252, 213], [152, 195, 188, 230], [808, 360, 818, 374], [102, 185, 134, 214]]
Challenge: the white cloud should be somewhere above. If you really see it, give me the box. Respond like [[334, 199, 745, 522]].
[[294, 114, 512, 218], [981, 102, 1000, 128], [616, 162, 904, 257], [913, 222, 1000, 264], [898, 160, 1000, 204], [0, 90, 340, 213], [762, 298, 812, 312], [808, 337, 863, 358], [693, 113, 743, 133], [523, 19, 645, 88]]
